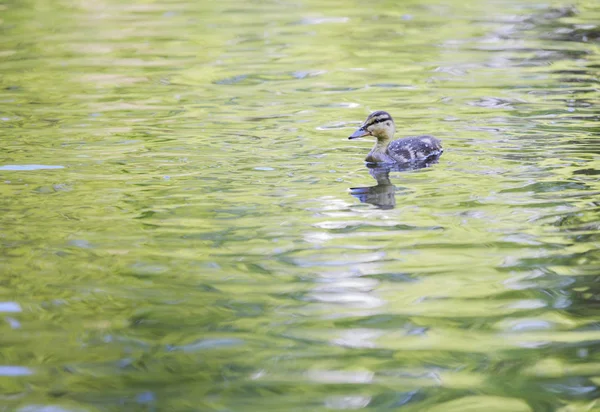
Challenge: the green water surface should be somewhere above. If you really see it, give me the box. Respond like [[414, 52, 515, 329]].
[[1, 0, 599, 411]]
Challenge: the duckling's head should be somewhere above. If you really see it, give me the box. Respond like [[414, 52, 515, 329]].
[[349, 111, 396, 141]]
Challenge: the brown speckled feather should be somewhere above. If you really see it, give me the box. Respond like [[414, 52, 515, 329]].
[[387, 135, 443, 163]]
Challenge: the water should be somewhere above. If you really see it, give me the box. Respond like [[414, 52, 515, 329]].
[[1, 0, 599, 410]]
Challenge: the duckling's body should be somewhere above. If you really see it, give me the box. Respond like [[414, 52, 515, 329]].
[[349, 111, 443, 164]]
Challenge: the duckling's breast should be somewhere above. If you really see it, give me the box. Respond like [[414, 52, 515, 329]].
[[387, 135, 443, 163]]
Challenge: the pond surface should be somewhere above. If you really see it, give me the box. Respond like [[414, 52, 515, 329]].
[[1, 0, 599, 411]]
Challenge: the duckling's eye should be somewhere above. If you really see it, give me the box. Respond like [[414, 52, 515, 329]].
[[386, 122, 391, 126]]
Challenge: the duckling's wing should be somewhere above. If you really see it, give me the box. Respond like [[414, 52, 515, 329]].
[[388, 135, 443, 162]]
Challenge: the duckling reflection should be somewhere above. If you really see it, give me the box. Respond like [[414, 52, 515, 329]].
[[350, 157, 440, 209]]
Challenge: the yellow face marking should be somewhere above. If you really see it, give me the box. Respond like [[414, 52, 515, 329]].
[[364, 115, 391, 129]]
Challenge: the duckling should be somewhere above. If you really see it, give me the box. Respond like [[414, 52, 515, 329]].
[[349, 111, 443, 164]]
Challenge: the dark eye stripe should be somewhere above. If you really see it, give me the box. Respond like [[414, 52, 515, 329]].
[[363, 116, 391, 128]]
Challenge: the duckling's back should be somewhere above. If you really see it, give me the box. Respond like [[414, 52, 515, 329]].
[[387, 135, 443, 163]]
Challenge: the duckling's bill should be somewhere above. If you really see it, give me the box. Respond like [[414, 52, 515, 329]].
[[349, 128, 371, 139]]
